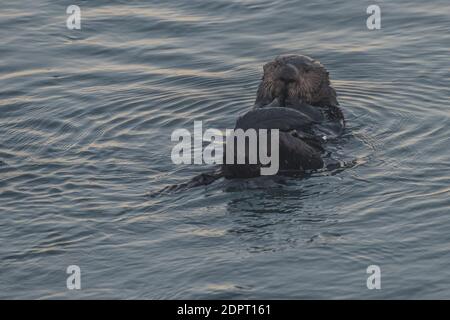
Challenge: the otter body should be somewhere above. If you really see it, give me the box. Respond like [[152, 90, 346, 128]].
[[155, 55, 345, 195], [222, 54, 344, 179]]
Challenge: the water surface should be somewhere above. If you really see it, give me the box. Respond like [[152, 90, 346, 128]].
[[0, 0, 449, 299]]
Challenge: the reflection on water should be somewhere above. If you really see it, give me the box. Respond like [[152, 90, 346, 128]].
[[0, 0, 449, 299]]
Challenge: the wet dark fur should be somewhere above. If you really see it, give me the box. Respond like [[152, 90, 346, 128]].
[[154, 55, 345, 194]]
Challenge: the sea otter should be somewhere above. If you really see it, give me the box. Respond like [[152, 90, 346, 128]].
[[222, 54, 344, 179], [156, 55, 345, 193]]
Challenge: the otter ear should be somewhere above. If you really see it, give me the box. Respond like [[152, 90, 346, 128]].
[[263, 61, 276, 74]]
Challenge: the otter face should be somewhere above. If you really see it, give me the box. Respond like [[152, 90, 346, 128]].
[[255, 55, 338, 108]]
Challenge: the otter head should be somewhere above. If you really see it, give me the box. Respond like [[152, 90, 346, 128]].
[[255, 55, 338, 108]]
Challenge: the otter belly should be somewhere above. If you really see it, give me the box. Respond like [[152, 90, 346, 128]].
[[222, 106, 342, 179], [222, 130, 324, 179]]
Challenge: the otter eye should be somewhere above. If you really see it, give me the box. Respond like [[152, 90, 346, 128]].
[[285, 79, 296, 84]]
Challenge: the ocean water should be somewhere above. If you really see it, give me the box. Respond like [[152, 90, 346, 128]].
[[0, 0, 449, 299]]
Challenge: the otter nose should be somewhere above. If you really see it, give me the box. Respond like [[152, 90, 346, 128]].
[[277, 64, 298, 83]]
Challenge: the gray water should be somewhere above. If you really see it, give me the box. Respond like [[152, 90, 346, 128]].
[[1, 0, 449, 299]]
